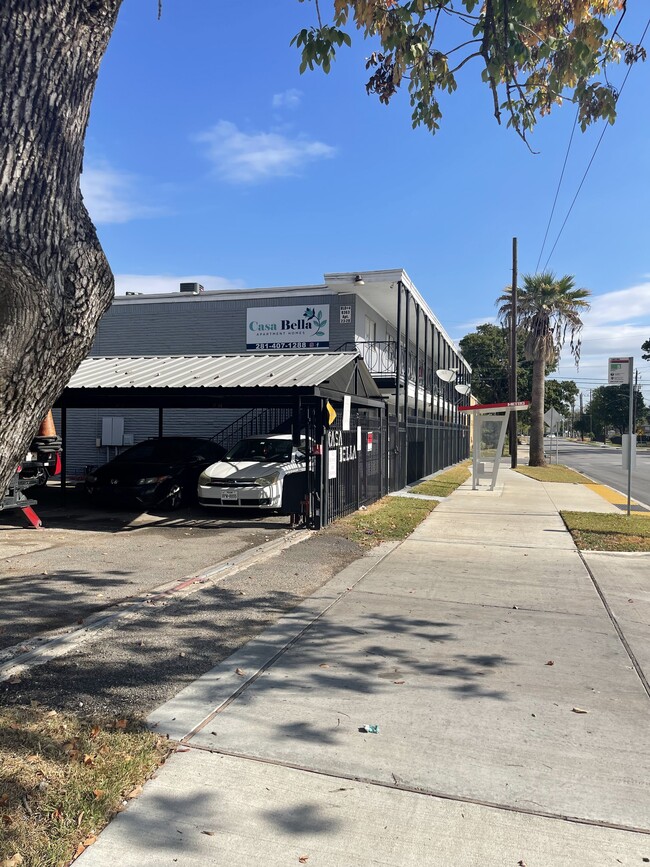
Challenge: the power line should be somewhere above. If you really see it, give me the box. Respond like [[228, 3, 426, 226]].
[[535, 110, 579, 272], [542, 14, 650, 271]]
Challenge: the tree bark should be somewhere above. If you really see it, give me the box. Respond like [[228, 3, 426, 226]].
[[528, 355, 546, 466], [0, 1, 122, 495]]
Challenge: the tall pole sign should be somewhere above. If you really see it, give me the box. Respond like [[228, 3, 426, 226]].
[[609, 357, 634, 516]]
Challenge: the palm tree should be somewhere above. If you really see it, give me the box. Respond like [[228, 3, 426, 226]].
[[498, 272, 590, 467]]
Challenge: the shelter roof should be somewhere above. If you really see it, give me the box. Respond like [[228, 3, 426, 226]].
[[57, 352, 383, 408]]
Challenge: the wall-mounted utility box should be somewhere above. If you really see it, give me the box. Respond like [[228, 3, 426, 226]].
[[101, 417, 125, 446]]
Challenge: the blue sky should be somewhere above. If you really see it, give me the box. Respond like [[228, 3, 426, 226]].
[[83, 1, 650, 403]]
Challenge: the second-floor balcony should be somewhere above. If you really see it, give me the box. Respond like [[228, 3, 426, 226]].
[[339, 340, 448, 395]]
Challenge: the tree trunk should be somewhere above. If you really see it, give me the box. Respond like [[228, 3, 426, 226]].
[[0, 1, 122, 496], [528, 356, 546, 466]]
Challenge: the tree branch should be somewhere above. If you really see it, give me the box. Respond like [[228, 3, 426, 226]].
[[448, 51, 482, 75], [444, 38, 482, 57], [314, 0, 324, 29]]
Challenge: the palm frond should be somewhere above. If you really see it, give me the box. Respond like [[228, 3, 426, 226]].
[[497, 271, 590, 367]]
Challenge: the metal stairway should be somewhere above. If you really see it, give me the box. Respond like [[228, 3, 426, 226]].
[[213, 407, 292, 451]]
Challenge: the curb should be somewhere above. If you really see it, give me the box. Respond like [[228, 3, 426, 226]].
[[147, 541, 400, 742]]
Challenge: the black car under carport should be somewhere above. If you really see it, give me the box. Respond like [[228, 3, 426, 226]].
[[85, 437, 226, 510]]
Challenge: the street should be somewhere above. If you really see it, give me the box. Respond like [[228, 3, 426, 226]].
[[554, 438, 650, 507]]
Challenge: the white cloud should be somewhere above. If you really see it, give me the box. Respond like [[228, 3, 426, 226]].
[[554, 282, 650, 378], [81, 163, 161, 224], [587, 282, 650, 325], [550, 284, 650, 391], [196, 120, 336, 184], [452, 316, 498, 336], [114, 274, 246, 296], [272, 88, 302, 109], [453, 281, 650, 395]]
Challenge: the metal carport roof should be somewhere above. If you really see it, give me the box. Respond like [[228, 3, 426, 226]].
[[56, 352, 384, 408]]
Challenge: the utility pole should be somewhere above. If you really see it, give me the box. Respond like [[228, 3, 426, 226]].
[[571, 397, 576, 438], [579, 392, 584, 441], [509, 237, 518, 468], [589, 388, 593, 439]]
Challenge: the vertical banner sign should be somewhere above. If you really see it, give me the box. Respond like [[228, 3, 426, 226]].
[[367, 432, 373, 452], [247, 305, 330, 350], [342, 396, 351, 431]]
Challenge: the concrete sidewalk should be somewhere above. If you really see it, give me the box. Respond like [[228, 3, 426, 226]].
[[80, 470, 650, 866]]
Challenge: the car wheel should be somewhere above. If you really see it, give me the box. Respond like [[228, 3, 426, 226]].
[[159, 482, 184, 511]]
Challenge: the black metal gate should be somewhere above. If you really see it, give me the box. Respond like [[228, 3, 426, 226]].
[[324, 407, 387, 524]]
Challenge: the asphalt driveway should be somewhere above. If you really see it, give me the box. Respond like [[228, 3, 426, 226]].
[[0, 484, 366, 719], [0, 483, 293, 651]]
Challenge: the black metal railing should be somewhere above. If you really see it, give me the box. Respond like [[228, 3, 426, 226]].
[[338, 340, 440, 394], [338, 341, 397, 377], [213, 407, 291, 451]]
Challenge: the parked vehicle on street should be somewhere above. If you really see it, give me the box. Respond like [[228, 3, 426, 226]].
[[85, 437, 226, 510], [197, 434, 307, 511]]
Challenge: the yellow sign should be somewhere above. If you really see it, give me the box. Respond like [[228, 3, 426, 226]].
[[325, 401, 337, 426]]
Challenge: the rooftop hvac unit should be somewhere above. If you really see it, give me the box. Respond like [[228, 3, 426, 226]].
[[180, 282, 205, 294]]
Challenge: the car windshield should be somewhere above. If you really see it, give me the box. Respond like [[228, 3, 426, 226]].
[[225, 439, 294, 463], [113, 440, 184, 463]]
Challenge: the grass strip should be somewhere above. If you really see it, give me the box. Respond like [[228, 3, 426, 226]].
[[515, 465, 592, 484], [410, 464, 471, 498], [332, 463, 472, 546], [333, 496, 438, 547], [561, 510, 650, 552], [0, 706, 171, 866]]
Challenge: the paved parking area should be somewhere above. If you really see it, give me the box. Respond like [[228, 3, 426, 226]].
[[0, 484, 292, 650], [0, 485, 366, 719]]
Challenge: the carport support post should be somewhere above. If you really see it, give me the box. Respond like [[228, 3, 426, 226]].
[[158, 407, 164, 438], [305, 401, 323, 530], [292, 397, 301, 446], [320, 399, 328, 528]]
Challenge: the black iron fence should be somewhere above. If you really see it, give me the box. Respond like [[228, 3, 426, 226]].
[[324, 409, 387, 524], [389, 415, 470, 490]]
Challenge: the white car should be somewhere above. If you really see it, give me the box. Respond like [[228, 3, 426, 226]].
[[197, 434, 306, 510]]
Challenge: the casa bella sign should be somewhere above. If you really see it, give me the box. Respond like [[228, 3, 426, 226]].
[[246, 305, 330, 350]]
